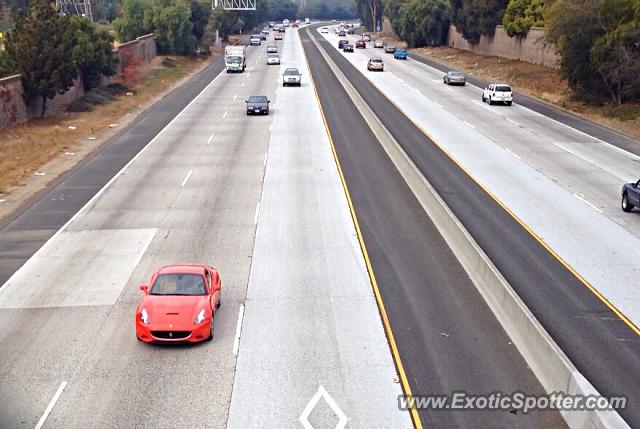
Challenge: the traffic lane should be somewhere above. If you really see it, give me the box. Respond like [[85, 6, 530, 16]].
[[0, 45, 275, 427], [0, 52, 235, 287], [325, 28, 640, 328], [301, 27, 565, 428], [334, 31, 640, 225], [313, 30, 640, 427], [228, 27, 410, 428], [405, 49, 640, 156]]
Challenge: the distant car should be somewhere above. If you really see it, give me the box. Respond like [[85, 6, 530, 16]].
[[274, 33, 283, 40], [269, 21, 275, 28], [338, 30, 346, 37], [135, 264, 221, 343], [621, 180, 640, 212], [267, 53, 280, 65], [320, 27, 329, 34], [363, 34, 371, 41], [384, 45, 396, 53], [246, 95, 270, 115], [444, 71, 466, 85], [293, 22, 299, 28], [374, 40, 384, 48], [260, 30, 268, 40], [394, 49, 408, 59], [305, 18, 311, 24], [367, 57, 384, 71], [347, 27, 356, 34], [250, 35, 261, 46], [343, 43, 354, 52], [355, 40, 366, 49], [283, 67, 302, 87], [266, 44, 278, 54], [278, 26, 286, 33], [338, 39, 349, 49], [482, 83, 513, 105]]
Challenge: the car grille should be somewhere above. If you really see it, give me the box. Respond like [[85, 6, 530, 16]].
[[151, 331, 191, 340]]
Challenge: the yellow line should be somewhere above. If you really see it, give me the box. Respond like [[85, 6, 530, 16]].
[[379, 77, 640, 337], [301, 29, 424, 429]]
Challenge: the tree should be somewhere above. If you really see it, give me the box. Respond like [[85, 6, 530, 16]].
[[68, 16, 117, 91], [354, 0, 383, 30], [503, 0, 545, 37], [114, 0, 150, 42], [0, 50, 13, 78], [144, 0, 197, 55], [388, 0, 450, 47], [450, 0, 508, 44], [190, 0, 211, 49], [4, 0, 76, 117], [545, 0, 640, 104]]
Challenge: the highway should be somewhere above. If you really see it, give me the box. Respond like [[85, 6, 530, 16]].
[[311, 25, 639, 426], [0, 20, 636, 429]]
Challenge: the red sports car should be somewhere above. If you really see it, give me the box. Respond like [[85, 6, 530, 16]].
[[135, 264, 221, 343]]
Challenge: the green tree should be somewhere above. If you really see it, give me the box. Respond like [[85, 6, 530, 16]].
[[503, 0, 545, 37], [388, 0, 449, 47], [144, 0, 197, 55], [354, 0, 383, 30], [450, 0, 508, 44], [545, 0, 640, 104], [68, 16, 117, 91], [4, 0, 76, 117], [114, 0, 150, 42], [0, 50, 14, 78]]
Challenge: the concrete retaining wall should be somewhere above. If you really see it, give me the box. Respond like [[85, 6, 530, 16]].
[[447, 24, 559, 68], [0, 33, 156, 130]]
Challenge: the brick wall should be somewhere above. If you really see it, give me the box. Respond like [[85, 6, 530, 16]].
[[0, 74, 27, 129], [0, 34, 156, 131], [446, 25, 559, 69]]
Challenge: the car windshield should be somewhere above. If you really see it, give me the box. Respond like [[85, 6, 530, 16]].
[[371, 58, 382, 63], [252, 35, 260, 38], [268, 54, 278, 58], [228, 56, 242, 62], [284, 69, 299, 75], [450, 72, 464, 77], [249, 96, 268, 103], [150, 273, 206, 296], [496, 85, 512, 92]]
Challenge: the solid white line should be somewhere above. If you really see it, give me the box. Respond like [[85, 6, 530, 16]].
[[505, 148, 522, 160], [463, 120, 475, 130], [233, 94, 237, 101], [207, 134, 214, 144], [232, 304, 245, 355], [241, 82, 245, 87], [0, 61, 228, 294], [263, 153, 268, 167], [181, 169, 193, 187], [573, 193, 603, 214], [35, 381, 67, 429], [254, 201, 260, 224], [223, 111, 228, 119]]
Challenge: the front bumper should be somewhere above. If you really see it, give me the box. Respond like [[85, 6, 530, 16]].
[[136, 319, 210, 343], [247, 107, 269, 114]]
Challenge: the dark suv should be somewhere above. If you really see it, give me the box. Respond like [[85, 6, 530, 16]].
[[622, 179, 640, 212]]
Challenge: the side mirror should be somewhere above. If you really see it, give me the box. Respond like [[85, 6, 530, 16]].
[[268, 100, 271, 103], [139, 284, 149, 294], [245, 100, 248, 103]]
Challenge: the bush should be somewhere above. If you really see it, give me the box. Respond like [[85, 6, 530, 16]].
[[503, 0, 544, 37], [391, 0, 450, 47], [450, 0, 508, 44], [114, 0, 150, 42]]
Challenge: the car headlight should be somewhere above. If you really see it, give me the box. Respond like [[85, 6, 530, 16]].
[[193, 309, 206, 324], [140, 308, 149, 324]]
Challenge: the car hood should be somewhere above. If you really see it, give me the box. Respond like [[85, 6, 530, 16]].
[[142, 295, 209, 325]]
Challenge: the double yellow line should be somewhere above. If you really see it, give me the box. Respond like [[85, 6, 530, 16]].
[[301, 27, 424, 429]]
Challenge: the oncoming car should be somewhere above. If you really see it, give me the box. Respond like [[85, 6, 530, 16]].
[[283, 67, 302, 86], [246, 95, 270, 115], [320, 27, 329, 34], [135, 264, 222, 343]]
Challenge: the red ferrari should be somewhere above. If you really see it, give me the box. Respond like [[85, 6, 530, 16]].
[[135, 264, 221, 343]]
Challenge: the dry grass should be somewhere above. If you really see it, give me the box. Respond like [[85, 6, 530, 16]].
[[412, 46, 640, 141], [0, 55, 211, 196]]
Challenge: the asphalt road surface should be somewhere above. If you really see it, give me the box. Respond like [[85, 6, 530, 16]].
[[311, 25, 639, 427]]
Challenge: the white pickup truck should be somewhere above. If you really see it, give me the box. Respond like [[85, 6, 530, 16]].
[[225, 46, 246, 73]]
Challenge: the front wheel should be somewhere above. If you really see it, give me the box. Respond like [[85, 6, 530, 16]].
[[481, 94, 485, 102], [622, 194, 634, 212]]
